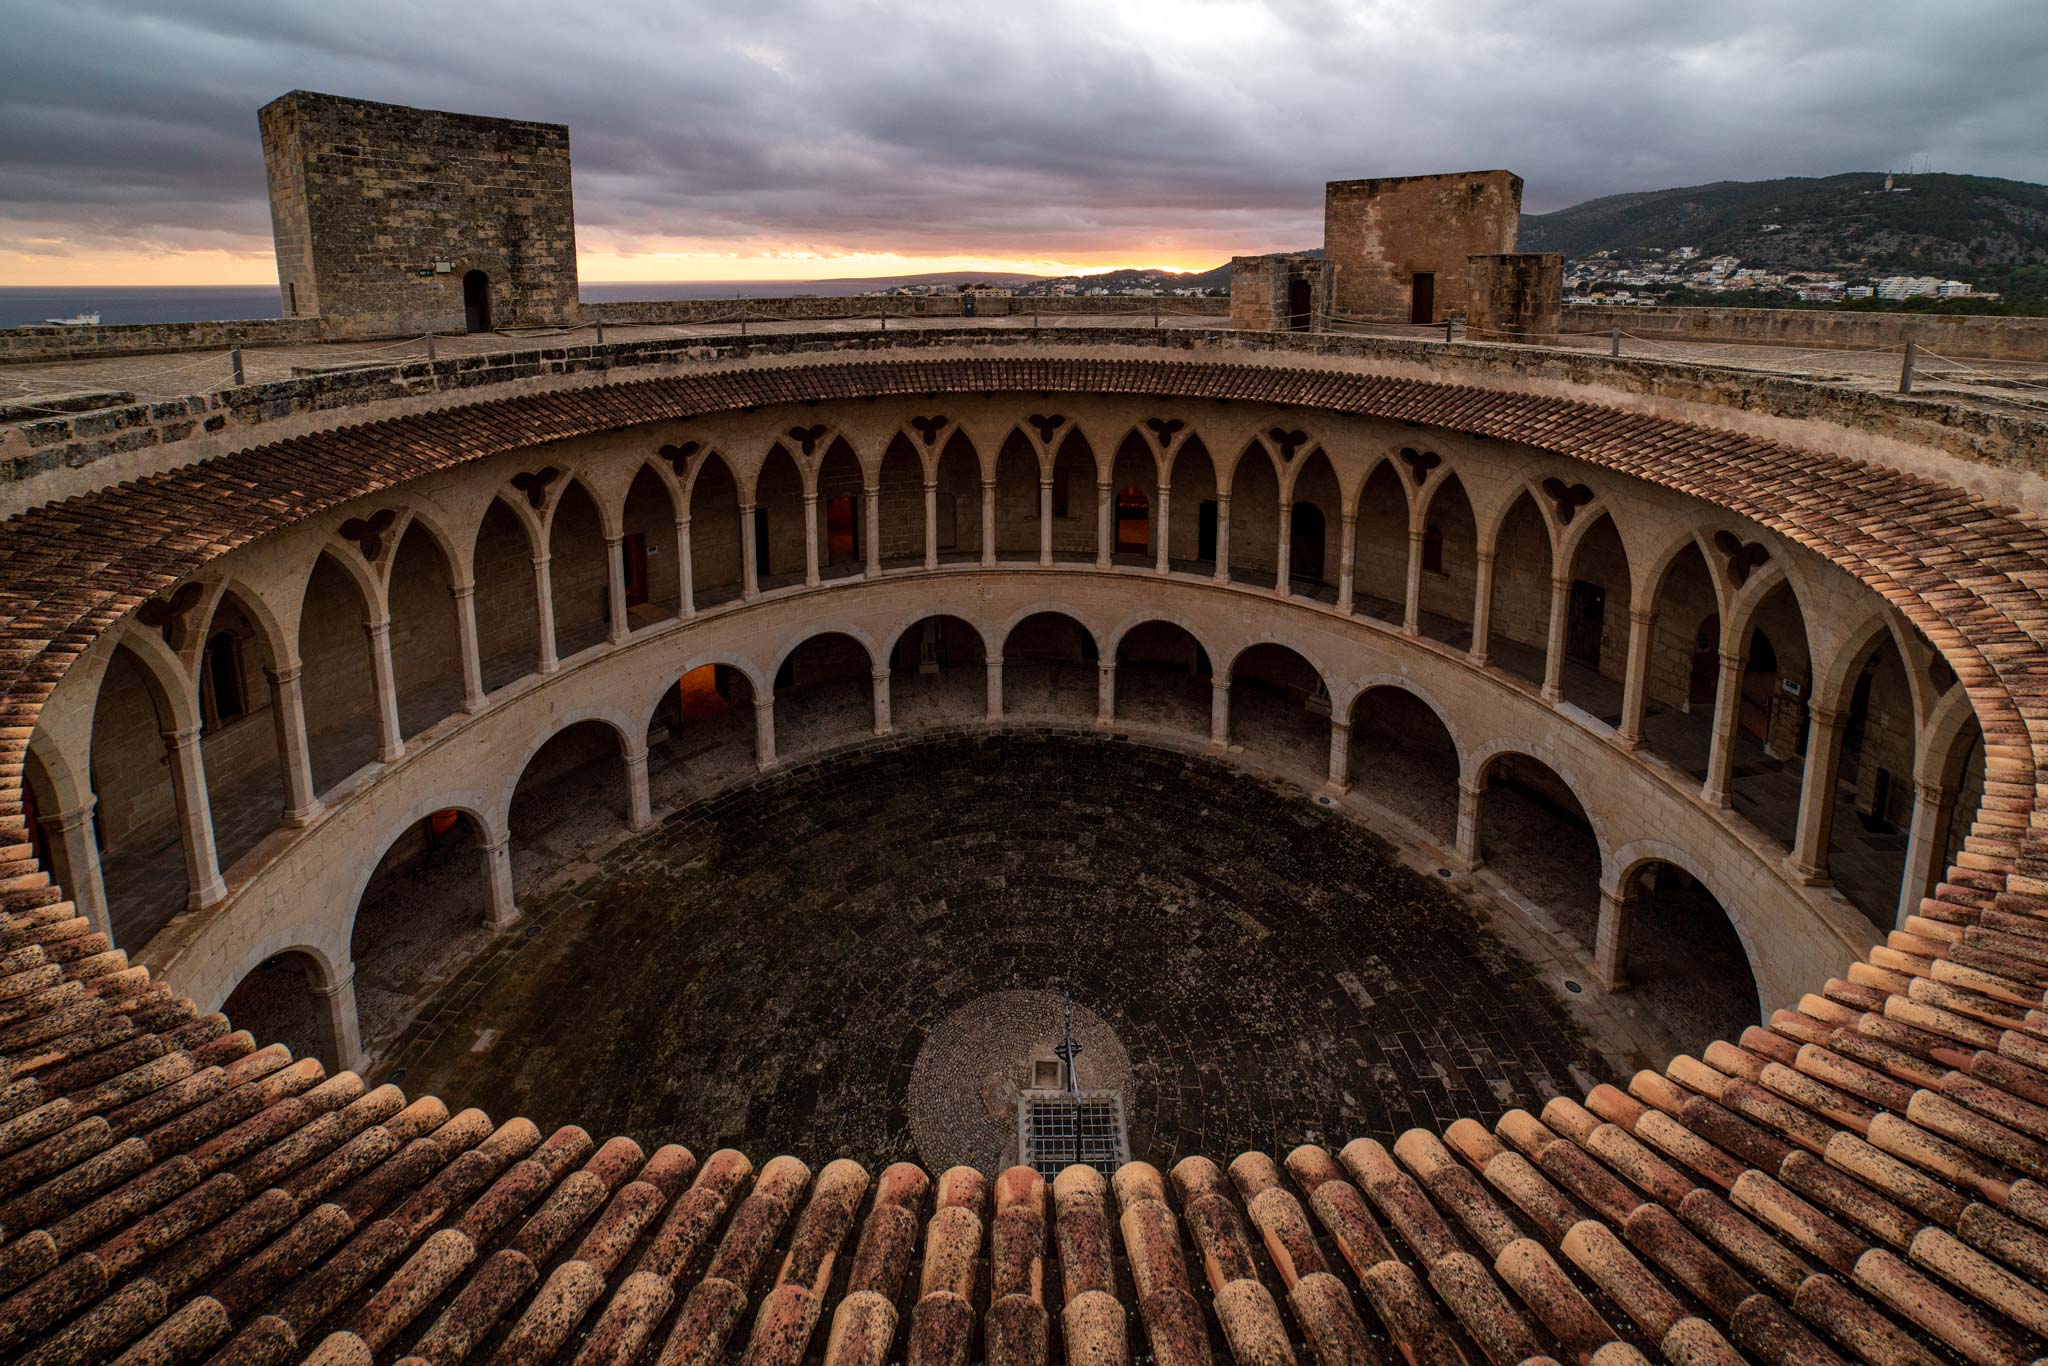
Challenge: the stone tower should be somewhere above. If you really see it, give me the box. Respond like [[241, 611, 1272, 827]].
[[1323, 170, 1523, 325], [260, 91, 580, 339]]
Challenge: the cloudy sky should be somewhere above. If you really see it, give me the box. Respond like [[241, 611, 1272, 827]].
[[3, 0, 2045, 285]]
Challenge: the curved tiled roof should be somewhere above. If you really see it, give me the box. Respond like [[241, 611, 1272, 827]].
[[3, 355, 2048, 1363]]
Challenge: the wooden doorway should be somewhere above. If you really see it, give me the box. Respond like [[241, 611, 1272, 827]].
[[1197, 500, 1218, 562], [622, 532, 649, 607], [825, 495, 859, 563], [1289, 502, 1325, 583], [1409, 272, 1435, 324], [752, 507, 770, 577], [462, 270, 491, 332], [1688, 615, 1719, 706], [1115, 488, 1149, 554], [1286, 277, 1312, 331], [1566, 580, 1605, 667]]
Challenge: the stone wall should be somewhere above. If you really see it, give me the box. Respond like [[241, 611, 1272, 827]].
[[1559, 303, 2048, 362], [0, 317, 321, 364], [1467, 253, 1563, 342], [1227, 254, 1332, 331], [1325, 171, 1522, 323], [260, 91, 579, 338]]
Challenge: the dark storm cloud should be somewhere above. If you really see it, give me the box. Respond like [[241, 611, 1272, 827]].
[[3, 0, 2044, 267]]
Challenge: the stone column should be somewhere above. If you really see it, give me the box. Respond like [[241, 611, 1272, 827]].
[[163, 725, 227, 908], [753, 697, 777, 771], [1542, 576, 1571, 701], [1327, 719, 1352, 792], [1039, 480, 1054, 567], [450, 585, 485, 712], [1454, 779, 1485, 869], [872, 668, 893, 736], [1275, 501, 1293, 595], [533, 555, 558, 674], [1210, 677, 1231, 747], [39, 799, 109, 938], [986, 659, 1004, 721], [1213, 495, 1232, 584], [605, 532, 630, 643], [1897, 777, 1956, 928], [924, 482, 939, 569], [1154, 487, 1172, 575], [864, 487, 882, 578], [624, 742, 654, 831], [1336, 514, 1357, 614], [1468, 550, 1497, 667], [980, 480, 997, 566], [1096, 661, 1116, 726], [1591, 885, 1634, 991], [364, 620, 403, 763], [1404, 529, 1425, 635], [1096, 482, 1113, 568], [480, 835, 517, 929], [1616, 608, 1656, 748], [802, 496, 821, 588], [1701, 651, 1744, 808], [1789, 704, 1848, 883], [266, 663, 320, 826], [677, 518, 695, 617], [310, 964, 367, 1075], [740, 504, 760, 600]]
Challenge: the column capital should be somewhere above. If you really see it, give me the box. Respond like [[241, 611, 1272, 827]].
[[1407, 526, 1426, 542], [1458, 777, 1486, 799], [754, 696, 775, 712], [264, 662, 303, 687], [1629, 607, 1657, 627], [1549, 575, 1572, 593], [310, 965, 357, 999], [1597, 883, 1633, 908], [161, 723, 203, 748], [802, 491, 818, 504], [1329, 717, 1351, 735], [531, 553, 551, 571], [450, 582, 477, 602], [871, 667, 891, 683], [738, 501, 758, 515], [362, 617, 392, 640], [1915, 777, 1952, 806], [481, 833, 512, 855], [1809, 703, 1847, 731], [982, 478, 998, 490], [605, 531, 625, 548], [1096, 479, 1112, 491], [1719, 650, 1745, 671], [37, 798, 96, 834], [1475, 547, 1498, 566]]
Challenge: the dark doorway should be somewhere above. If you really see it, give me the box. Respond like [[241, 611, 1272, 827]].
[[622, 533, 649, 608], [752, 507, 771, 577], [826, 495, 859, 563], [1409, 272, 1435, 324], [1289, 502, 1325, 583], [1689, 616, 1719, 706], [1741, 629, 1778, 742], [1567, 580, 1606, 667], [1115, 488, 1149, 554], [462, 270, 491, 333], [1197, 500, 1218, 561], [1286, 277, 1312, 331]]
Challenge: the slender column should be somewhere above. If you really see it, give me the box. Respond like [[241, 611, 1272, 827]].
[[481, 835, 517, 928], [1038, 479, 1054, 567], [1701, 651, 1744, 808], [40, 800, 109, 938], [872, 668, 893, 736], [802, 495, 821, 588], [1096, 661, 1116, 726], [533, 555, 558, 673], [677, 518, 695, 617], [1213, 495, 1232, 583], [1275, 500, 1293, 595], [1154, 487, 1172, 575], [1210, 677, 1231, 747], [1468, 549, 1497, 666], [864, 486, 882, 578], [740, 504, 760, 599], [309, 964, 367, 1075], [1403, 529, 1425, 634], [1541, 576, 1571, 701], [1096, 482, 1113, 568], [605, 532, 631, 643], [980, 480, 997, 565], [624, 742, 654, 831], [266, 663, 320, 825], [1616, 608, 1656, 747], [450, 585, 485, 712], [1336, 514, 1358, 614], [986, 659, 1005, 721], [1897, 778, 1956, 928], [1592, 885, 1634, 991], [753, 697, 777, 770], [162, 725, 227, 908], [364, 620, 403, 762], [1326, 719, 1352, 792], [924, 482, 939, 569], [1789, 704, 1848, 883], [1454, 778, 1485, 869]]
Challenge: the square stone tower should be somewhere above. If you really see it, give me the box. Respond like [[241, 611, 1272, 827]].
[[1228, 253, 1334, 331], [1324, 171, 1523, 325], [260, 91, 580, 339]]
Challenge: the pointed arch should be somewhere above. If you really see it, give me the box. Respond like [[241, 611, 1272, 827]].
[[1167, 435, 1219, 571], [1351, 459, 1409, 624], [1287, 448, 1341, 596], [1488, 490, 1555, 689], [689, 449, 745, 608], [388, 519, 463, 738], [1050, 429, 1099, 562], [1415, 470, 1477, 648], [1558, 511, 1632, 718], [753, 442, 806, 588], [472, 495, 543, 691], [194, 584, 288, 878], [298, 551, 380, 797], [1227, 440, 1280, 584], [621, 463, 681, 625], [993, 428, 1038, 560]]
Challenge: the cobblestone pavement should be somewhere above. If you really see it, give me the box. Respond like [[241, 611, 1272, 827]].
[[379, 729, 1613, 1170]]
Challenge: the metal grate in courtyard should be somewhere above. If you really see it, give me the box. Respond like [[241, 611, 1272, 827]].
[[1018, 1088, 1130, 1180]]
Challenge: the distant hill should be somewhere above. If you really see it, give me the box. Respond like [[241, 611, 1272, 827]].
[[1518, 173, 2048, 283]]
